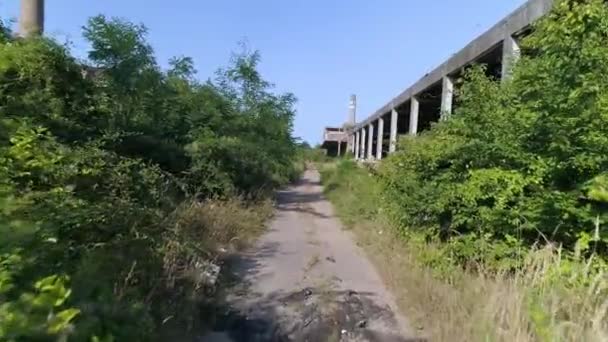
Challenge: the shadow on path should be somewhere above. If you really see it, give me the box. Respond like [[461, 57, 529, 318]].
[[207, 284, 426, 342], [274, 189, 331, 219]]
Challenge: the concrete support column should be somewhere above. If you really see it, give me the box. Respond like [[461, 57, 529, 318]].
[[19, 0, 44, 37], [354, 132, 359, 159], [389, 108, 398, 154], [346, 134, 351, 154], [376, 117, 384, 160], [502, 34, 521, 81], [367, 124, 374, 160], [440, 76, 454, 120], [409, 97, 419, 135], [360, 128, 366, 159]]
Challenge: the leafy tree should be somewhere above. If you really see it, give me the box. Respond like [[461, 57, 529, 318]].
[[0, 13, 300, 340]]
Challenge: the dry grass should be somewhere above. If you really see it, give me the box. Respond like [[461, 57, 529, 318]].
[[350, 218, 608, 342], [171, 197, 273, 253], [158, 197, 274, 335], [321, 161, 608, 342], [161, 197, 273, 294]]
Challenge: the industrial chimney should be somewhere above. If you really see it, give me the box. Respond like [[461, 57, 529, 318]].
[[348, 94, 357, 126], [19, 0, 44, 38], [345, 94, 357, 154]]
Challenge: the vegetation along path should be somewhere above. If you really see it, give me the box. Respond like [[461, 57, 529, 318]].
[[202, 169, 420, 342]]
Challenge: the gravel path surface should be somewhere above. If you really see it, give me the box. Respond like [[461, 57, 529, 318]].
[[201, 169, 422, 342]]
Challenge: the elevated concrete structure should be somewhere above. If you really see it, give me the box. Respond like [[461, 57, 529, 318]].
[[322, 95, 358, 157], [342, 0, 554, 160], [321, 127, 348, 157], [348, 95, 357, 127], [346, 94, 357, 153], [19, 0, 44, 37], [376, 117, 384, 160]]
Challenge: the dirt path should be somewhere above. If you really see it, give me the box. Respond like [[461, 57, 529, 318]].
[[202, 170, 420, 342]]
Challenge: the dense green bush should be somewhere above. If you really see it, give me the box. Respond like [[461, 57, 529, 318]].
[[322, 160, 608, 342], [0, 15, 298, 341], [380, 0, 608, 268]]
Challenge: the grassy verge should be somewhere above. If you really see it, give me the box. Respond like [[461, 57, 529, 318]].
[[320, 160, 608, 342]]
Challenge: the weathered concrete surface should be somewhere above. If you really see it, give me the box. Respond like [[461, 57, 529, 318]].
[[355, 131, 360, 160], [202, 170, 420, 342], [376, 117, 384, 160], [367, 124, 374, 160], [389, 109, 398, 154], [360, 128, 366, 160], [19, 0, 44, 37]]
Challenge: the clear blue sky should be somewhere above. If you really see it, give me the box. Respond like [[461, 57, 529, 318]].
[[1, 0, 526, 144]]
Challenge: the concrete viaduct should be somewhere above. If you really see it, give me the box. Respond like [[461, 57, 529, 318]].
[[346, 0, 553, 161]]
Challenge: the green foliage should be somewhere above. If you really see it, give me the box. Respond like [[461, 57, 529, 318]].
[[0, 14, 299, 341], [0, 260, 80, 341], [323, 158, 607, 341], [321, 160, 382, 225], [301, 147, 331, 163], [380, 0, 608, 268]]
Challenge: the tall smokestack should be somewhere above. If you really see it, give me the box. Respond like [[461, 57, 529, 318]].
[[348, 94, 356, 125], [19, 0, 44, 38]]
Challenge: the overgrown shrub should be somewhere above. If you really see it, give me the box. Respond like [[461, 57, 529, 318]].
[[322, 160, 608, 342], [380, 0, 608, 267], [0, 14, 299, 341]]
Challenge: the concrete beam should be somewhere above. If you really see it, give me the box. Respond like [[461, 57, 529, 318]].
[[353, 0, 553, 131], [409, 97, 419, 135], [389, 108, 398, 154], [376, 117, 384, 160], [19, 0, 44, 37], [441, 76, 454, 119], [367, 123, 374, 160]]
